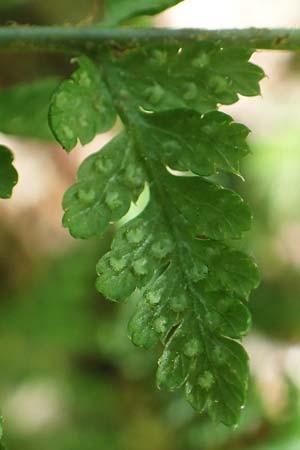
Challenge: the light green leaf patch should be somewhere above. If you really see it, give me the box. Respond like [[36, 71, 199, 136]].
[[0, 145, 18, 198], [103, 0, 183, 25], [49, 56, 116, 151]]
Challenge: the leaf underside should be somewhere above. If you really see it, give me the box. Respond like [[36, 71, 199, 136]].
[[0, 145, 18, 198], [48, 35, 264, 425]]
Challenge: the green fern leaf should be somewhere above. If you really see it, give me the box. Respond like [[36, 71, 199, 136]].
[[0, 145, 18, 198], [49, 56, 116, 151], [95, 176, 258, 425], [49, 42, 264, 425]]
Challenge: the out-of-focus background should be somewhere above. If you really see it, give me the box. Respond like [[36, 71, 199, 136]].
[[1, 1, 300, 449]]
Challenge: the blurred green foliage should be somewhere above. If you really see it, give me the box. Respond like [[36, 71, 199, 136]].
[[0, 1, 99, 89], [244, 133, 300, 341], [0, 0, 102, 25], [0, 79, 59, 140]]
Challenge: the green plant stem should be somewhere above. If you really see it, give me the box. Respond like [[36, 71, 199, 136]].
[[0, 27, 300, 54]]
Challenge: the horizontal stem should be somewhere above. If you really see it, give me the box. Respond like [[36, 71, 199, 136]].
[[0, 27, 300, 54]]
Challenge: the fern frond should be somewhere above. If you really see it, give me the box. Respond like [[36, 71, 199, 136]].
[[49, 40, 264, 425]]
